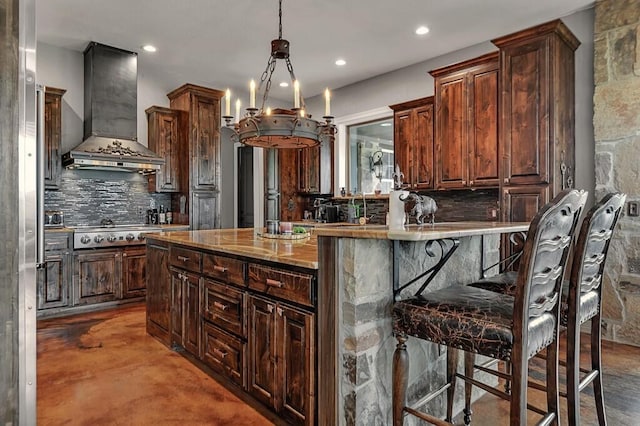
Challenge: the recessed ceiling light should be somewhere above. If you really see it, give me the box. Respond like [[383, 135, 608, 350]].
[[415, 26, 430, 36], [142, 45, 157, 52], [380, 123, 392, 127], [335, 59, 346, 66], [279, 82, 289, 87]]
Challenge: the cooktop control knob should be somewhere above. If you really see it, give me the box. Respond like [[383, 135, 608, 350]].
[[107, 235, 117, 242], [126, 233, 135, 242], [94, 235, 104, 243], [137, 234, 146, 241], [80, 235, 91, 244]]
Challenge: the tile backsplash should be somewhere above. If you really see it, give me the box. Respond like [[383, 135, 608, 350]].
[[45, 169, 170, 226]]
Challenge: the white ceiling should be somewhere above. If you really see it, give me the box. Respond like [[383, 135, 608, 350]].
[[36, 0, 594, 99]]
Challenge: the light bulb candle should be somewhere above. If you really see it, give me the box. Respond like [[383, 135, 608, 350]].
[[225, 89, 231, 116], [235, 99, 241, 123], [293, 80, 300, 109], [249, 80, 256, 109], [299, 108, 305, 117], [266, 107, 271, 116], [324, 88, 331, 116]]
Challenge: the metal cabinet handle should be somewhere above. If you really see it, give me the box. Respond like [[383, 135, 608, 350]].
[[469, 180, 474, 185], [266, 278, 283, 288], [213, 265, 227, 273], [213, 348, 227, 359], [177, 255, 189, 262], [213, 301, 228, 311]]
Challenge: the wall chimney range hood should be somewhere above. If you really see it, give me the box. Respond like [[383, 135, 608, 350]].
[[62, 42, 164, 173]]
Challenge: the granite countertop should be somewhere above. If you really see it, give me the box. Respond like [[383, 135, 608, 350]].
[[145, 228, 319, 270], [313, 221, 530, 241]]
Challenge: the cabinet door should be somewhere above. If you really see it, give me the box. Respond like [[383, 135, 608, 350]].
[[191, 191, 218, 230], [469, 66, 499, 187], [414, 103, 434, 189], [435, 75, 467, 189], [500, 39, 550, 186], [122, 246, 146, 298], [277, 304, 315, 425], [501, 185, 549, 269], [190, 93, 220, 191], [146, 243, 171, 344], [147, 107, 181, 192], [183, 272, 202, 357], [393, 109, 414, 187], [170, 268, 184, 347], [44, 87, 65, 190], [37, 251, 70, 310], [248, 295, 277, 409], [74, 250, 121, 305]]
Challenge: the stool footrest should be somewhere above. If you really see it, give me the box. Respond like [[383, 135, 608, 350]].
[[408, 382, 451, 412], [404, 406, 453, 426], [579, 369, 599, 392]]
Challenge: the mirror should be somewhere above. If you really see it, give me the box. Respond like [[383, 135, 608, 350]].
[[347, 117, 394, 194]]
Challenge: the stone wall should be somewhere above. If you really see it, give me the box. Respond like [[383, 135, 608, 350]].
[[594, 0, 640, 346]]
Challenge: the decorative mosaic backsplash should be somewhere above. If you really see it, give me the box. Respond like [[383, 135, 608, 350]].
[[44, 169, 171, 227]]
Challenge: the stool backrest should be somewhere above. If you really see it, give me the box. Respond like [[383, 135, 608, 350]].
[[568, 192, 626, 321], [512, 189, 587, 357]]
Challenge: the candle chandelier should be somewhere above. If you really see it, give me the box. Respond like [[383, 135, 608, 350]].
[[223, 0, 336, 148]]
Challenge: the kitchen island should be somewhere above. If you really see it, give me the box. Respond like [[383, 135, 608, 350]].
[[145, 222, 528, 425]]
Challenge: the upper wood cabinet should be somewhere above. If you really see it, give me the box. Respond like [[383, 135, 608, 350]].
[[44, 86, 66, 190], [389, 96, 434, 190], [493, 20, 579, 193], [430, 52, 499, 190], [146, 106, 183, 193], [167, 83, 224, 229], [297, 136, 334, 195]]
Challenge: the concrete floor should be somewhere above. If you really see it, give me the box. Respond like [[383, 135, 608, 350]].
[[37, 304, 640, 425]]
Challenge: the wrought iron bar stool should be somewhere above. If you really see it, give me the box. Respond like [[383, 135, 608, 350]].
[[392, 189, 586, 426], [467, 192, 626, 426]]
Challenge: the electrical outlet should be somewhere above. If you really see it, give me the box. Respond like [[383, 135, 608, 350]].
[[629, 201, 639, 217], [486, 207, 498, 220]]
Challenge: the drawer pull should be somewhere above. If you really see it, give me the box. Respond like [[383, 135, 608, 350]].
[[177, 255, 189, 262], [213, 348, 228, 359], [213, 265, 228, 273], [266, 278, 283, 288], [213, 301, 228, 311]]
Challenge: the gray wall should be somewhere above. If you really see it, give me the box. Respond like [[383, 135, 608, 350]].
[[306, 7, 596, 203]]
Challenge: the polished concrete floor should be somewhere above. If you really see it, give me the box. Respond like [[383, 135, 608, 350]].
[[37, 304, 640, 425]]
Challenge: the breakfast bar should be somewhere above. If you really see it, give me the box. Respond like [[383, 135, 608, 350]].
[[144, 221, 528, 425]]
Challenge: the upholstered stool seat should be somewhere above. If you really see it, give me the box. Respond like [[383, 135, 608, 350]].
[[393, 286, 556, 361]]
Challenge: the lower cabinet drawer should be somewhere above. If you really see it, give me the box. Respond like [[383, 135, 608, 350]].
[[202, 321, 245, 388], [169, 246, 202, 273], [248, 264, 314, 308], [202, 279, 244, 337]]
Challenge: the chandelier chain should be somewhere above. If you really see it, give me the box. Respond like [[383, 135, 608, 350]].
[[259, 56, 277, 111], [278, 0, 283, 40]]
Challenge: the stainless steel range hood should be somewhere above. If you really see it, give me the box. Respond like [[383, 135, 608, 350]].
[[62, 42, 164, 173]]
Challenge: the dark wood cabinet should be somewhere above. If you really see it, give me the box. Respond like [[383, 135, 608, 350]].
[[146, 241, 171, 344], [37, 232, 72, 311], [146, 238, 315, 424], [44, 86, 66, 190], [122, 246, 146, 299], [389, 97, 434, 189], [493, 20, 579, 216], [430, 52, 499, 189], [74, 249, 121, 305], [248, 295, 278, 408], [169, 266, 201, 357], [146, 106, 183, 193], [248, 295, 314, 425], [167, 83, 224, 229], [297, 136, 333, 195]]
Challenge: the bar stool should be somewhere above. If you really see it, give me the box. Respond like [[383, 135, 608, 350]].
[[467, 192, 626, 425], [392, 189, 586, 426]]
